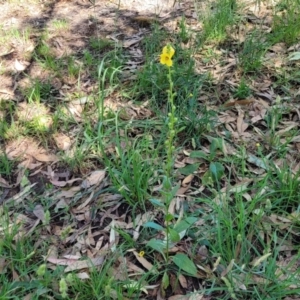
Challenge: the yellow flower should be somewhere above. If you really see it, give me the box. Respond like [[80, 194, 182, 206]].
[[160, 45, 175, 67], [160, 53, 173, 67], [162, 45, 175, 58], [138, 251, 145, 257]]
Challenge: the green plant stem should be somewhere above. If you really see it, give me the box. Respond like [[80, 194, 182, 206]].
[[163, 66, 177, 263], [165, 67, 176, 179]]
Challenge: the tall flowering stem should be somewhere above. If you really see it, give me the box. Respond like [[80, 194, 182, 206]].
[[160, 45, 177, 181], [160, 44, 177, 262]]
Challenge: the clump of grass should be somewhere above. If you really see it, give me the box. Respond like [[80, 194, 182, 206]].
[[178, 16, 190, 44], [89, 37, 113, 52], [102, 132, 158, 211], [22, 79, 53, 103], [0, 152, 15, 178], [51, 19, 69, 31], [35, 40, 61, 72], [238, 30, 268, 74], [233, 78, 252, 99], [270, 0, 300, 46], [199, 0, 238, 43]]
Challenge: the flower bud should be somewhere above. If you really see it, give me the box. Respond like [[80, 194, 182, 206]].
[[36, 264, 46, 277], [59, 278, 68, 298], [265, 199, 272, 210]]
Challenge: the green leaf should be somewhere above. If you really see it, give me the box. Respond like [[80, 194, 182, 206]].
[[288, 52, 300, 61], [143, 222, 164, 231], [209, 162, 224, 181], [189, 151, 208, 160], [201, 170, 214, 186], [172, 253, 197, 276], [147, 239, 165, 254], [168, 228, 181, 242], [170, 184, 180, 198], [162, 272, 169, 290], [209, 138, 224, 160], [162, 176, 172, 190], [165, 213, 174, 222], [149, 198, 165, 207], [174, 217, 197, 233], [179, 163, 199, 175]]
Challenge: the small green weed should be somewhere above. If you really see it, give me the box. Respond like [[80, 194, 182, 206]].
[[23, 80, 53, 103], [200, 0, 237, 43], [0, 152, 15, 177], [238, 30, 268, 73], [51, 19, 69, 31], [102, 133, 157, 210], [178, 16, 190, 44], [66, 56, 81, 79], [89, 37, 113, 52], [233, 78, 252, 99], [8, 27, 30, 42], [270, 0, 300, 46], [83, 49, 95, 66], [35, 41, 61, 72], [60, 143, 91, 173]]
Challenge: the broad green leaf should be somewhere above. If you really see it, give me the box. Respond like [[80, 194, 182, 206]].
[[149, 198, 165, 207], [172, 253, 197, 276], [209, 162, 224, 181], [168, 228, 181, 242], [147, 239, 165, 254], [189, 151, 208, 159], [174, 217, 197, 233], [179, 163, 199, 175], [143, 221, 164, 231]]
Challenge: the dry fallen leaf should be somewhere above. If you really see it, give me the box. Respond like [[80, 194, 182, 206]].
[[0, 176, 10, 188], [14, 59, 29, 71], [182, 174, 194, 187], [33, 205, 45, 222], [81, 170, 106, 188], [178, 274, 187, 288], [168, 294, 204, 300], [33, 152, 59, 162], [64, 256, 105, 272], [77, 272, 90, 279], [132, 250, 158, 274], [47, 257, 78, 266], [53, 133, 72, 151], [236, 108, 248, 134], [47, 255, 106, 272], [75, 191, 94, 211], [50, 178, 82, 187]]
